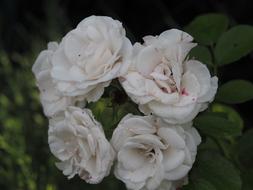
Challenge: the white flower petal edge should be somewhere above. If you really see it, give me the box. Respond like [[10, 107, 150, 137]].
[[48, 106, 115, 184], [32, 42, 83, 117], [141, 178, 188, 190], [120, 29, 218, 124], [51, 15, 132, 100], [111, 114, 201, 190]]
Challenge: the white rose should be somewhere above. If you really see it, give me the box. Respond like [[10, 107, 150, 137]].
[[48, 106, 115, 184], [142, 178, 187, 190], [120, 29, 218, 124], [32, 42, 82, 117], [111, 114, 201, 190], [51, 15, 132, 102]]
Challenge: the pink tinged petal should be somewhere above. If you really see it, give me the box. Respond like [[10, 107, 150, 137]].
[[185, 60, 212, 98], [145, 165, 165, 190], [69, 65, 86, 82], [157, 180, 173, 190], [32, 50, 51, 77], [162, 148, 185, 171], [181, 71, 200, 98], [47, 41, 58, 51], [125, 181, 146, 190], [114, 165, 146, 190], [164, 104, 202, 124], [42, 97, 71, 117], [51, 66, 74, 81], [150, 72, 169, 81], [159, 29, 194, 44], [123, 117, 156, 134], [64, 30, 85, 63], [118, 148, 147, 171], [171, 60, 182, 91], [127, 134, 167, 149], [145, 79, 179, 104], [184, 148, 193, 166], [116, 160, 156, 183], [87, 134, 97, 156], [56, 160, 76, 178], [136, 46, 162, 77], [118, 37, 133, 76], [52, 44, 71, 69], [187, 127, 202, 146], [164, 165, 191, 180], [143, 35, 158, 46], [85, 81, 110, 102], [36, 70, 59, 101], [157, 127, 186, 149], [87, 25, 101, 41], [147, 101, 197, 124], [122, 72, 148, 96], [198, 76, 218, 103]]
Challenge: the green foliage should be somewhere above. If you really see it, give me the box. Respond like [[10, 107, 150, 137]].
[[185, 13, 229, 45], [189, 45, 212, 66], [241, 170, 253, 190], [185, 13, 253, 190], [190, 151, 242, 190], [1, 7, 253, 190], [216, 80, 253, 104], [237, 129, 253, 169], [215, 25, 253, 66], [0, 49, 57, 190], [194, 113, 241, 138], [211, 103, 244, 129], [182, 179, 217, 190]]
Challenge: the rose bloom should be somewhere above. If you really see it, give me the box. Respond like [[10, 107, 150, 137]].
[[120, 29, 218, 124], [32, 42, 82, 117], [51, 15, 132, 102], [48, 107, 115, 184], [111, 114, 201, 190]]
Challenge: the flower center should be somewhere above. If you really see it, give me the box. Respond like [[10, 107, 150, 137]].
[[150, 61, 178, 94]]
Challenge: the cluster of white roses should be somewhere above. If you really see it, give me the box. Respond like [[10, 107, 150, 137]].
[[32, 16, 218, 190]]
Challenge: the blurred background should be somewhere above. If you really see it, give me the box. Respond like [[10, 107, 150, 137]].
[[0, 0, 253, 189]]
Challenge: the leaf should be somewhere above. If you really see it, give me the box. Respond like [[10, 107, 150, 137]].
[[192, 151, 242, 190], [194, 113, 241, 138], [211, 103, 244, 129], [182, 179, 217, 190], [216, 80, 253, 104], [238, 129, 253, 169], [215, 25, 253, 65], [189, 46, 212, 66], [185, 13, 229, 45], [242, 170, 253, 190], [198, 137, 220, 152]]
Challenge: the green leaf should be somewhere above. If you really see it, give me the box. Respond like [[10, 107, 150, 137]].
[[242, 170, 253, 190], [216, 80, 253, 104], [185, 13, 229, 45], [238, 129, 253, 169], [215, 25, 253, 65], [211, 103, 244, 129], [189, 46, 212, 66], [198, 137, 220, 152], [182, 179, 217, 190], [194, 113, 241, 138], [193, 151, 242, 190]]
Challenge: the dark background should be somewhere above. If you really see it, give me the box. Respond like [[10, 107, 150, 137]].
[[0, 0, 253, 190]]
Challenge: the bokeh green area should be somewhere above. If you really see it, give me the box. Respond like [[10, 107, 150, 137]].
[[0, 1, 126, 190]]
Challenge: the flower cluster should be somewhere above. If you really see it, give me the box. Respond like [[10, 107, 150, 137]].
[[32, 15, 218, 190]]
